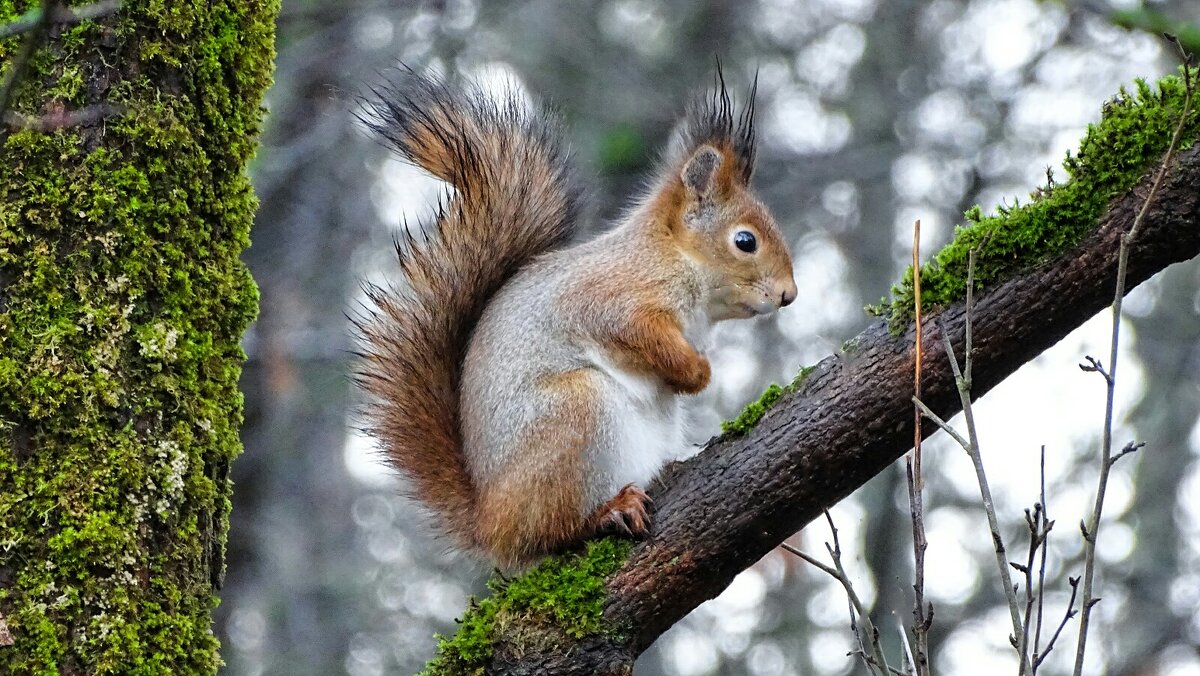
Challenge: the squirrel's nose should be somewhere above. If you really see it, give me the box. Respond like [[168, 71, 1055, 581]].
[[779, 278, 798, 307]]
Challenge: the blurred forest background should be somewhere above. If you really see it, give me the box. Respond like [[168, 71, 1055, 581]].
[[219, 0, 1200, 674]]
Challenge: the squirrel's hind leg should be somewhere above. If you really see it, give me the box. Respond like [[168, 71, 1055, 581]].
[[472, 369, 602, 567], [471, 368, 658, 567]]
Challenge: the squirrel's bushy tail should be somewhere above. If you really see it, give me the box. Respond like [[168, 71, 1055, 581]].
[[354, 69, 583, 547]]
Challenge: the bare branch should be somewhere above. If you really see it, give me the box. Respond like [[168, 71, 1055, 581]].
[[911, 396, 970, 451], [780, 542, 836, 579], [1073, 54, 1195, 676], [936, 249, 1030, 674], [1108, 441, 1144, 467], [1031, 446, 1053, 675], [1019, 503, 1042, 672], [783, 513, 894, 676], [1038, 577, 1081, 669], [906, 219, 932, 675], [1077, 355, 1111, 383]]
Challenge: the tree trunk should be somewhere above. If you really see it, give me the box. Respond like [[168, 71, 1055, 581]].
[[424, 74, 1200, 674], [0, 1, 276, 673]]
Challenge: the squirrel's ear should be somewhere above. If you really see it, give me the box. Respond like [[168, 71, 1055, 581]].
[[681, 145, 722, 200]]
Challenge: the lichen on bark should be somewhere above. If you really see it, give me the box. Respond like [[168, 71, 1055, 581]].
[[0, 1, 277, 673]]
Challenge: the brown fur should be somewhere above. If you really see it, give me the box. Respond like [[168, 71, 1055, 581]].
[[475, 370, 598, 566], [354, 70, 583, 549]]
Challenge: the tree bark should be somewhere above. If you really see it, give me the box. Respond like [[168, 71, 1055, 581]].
[[0, 1, 276, 672], [488, 143, 1200, 672]]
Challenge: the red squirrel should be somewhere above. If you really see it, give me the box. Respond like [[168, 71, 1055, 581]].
[[356, 68, 796, 568]]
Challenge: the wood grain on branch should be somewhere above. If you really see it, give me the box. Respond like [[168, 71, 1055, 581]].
[[488, 144, 1200, 674]]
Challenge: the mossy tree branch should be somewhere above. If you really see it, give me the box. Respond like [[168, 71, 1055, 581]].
[[0, 1, 276, 672], [425, 73, 1200, 674]]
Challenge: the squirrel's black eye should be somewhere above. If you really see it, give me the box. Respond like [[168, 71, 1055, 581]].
[[734, 230, 758, 253]]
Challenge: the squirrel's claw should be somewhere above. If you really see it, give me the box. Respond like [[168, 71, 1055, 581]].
[[591, 483, 652, 538]]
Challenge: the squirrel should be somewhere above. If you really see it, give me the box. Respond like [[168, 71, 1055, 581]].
[[355, 67, 797, 568]]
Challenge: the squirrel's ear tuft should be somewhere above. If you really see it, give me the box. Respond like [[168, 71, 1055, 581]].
[[673, 62, 757, 186], [681, 145, 722, 199]]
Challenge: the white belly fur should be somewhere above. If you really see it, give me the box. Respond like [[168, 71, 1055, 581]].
[[584, 346, 684, 493]]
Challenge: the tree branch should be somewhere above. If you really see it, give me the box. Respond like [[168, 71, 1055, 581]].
[[1074, 60, 1193, 675], [475, 140, 1200, 674], [783, 513, 894, 676]]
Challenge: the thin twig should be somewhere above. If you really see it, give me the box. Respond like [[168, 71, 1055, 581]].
[[784, 512, 896, 676], [904, 463, 932, 674], [1077, 356, 1111, 384], [1031, 446, 1054, 675], [1073, 57, 1194, 676], [1108, 441, 1144, 467], [0, 0, 63, 125], [1039, 576, 1081, 669], [899, 624, 917, 676], [907, 219, 932, 676], [0, 0, 121, 39], [1017, 503, 1042, 668], [781, 541, 836, 578], [934, 249, 1029, 674], [914, 218, 924, 483], [964, 246, 974, 387], [910, 397, 970, 450]]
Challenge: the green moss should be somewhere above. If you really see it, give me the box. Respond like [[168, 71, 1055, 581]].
[[875, 69, 1199, 333], [422, 538, 633, 675], [0, 0, 277, 673], [721, 384, 785, 436], [720, 365, 817, 437]]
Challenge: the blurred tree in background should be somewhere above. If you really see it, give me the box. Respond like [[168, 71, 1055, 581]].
[[218, 0, 1200, 674]]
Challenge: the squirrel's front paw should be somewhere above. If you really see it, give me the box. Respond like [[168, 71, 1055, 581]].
[[667, 355, 711, 394], [590, 484, 653, 538]]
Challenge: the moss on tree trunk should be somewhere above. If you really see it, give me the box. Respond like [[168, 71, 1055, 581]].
[[0, 1, 277, 672]]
